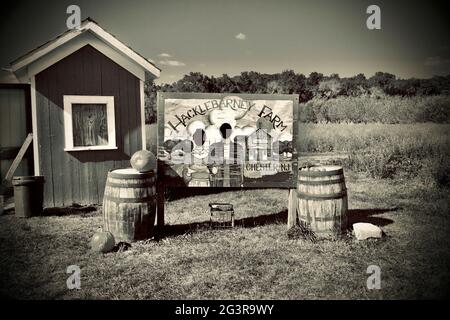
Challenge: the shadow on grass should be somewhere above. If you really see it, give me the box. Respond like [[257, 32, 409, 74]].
[[165, 187, 245, 201], [161, 207, 398, 239], [347, 207, 398, 228], [162, 209, 288, 238], [41, 204, 99, 217]]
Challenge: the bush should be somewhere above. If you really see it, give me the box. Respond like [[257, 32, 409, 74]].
[[299, 95, 450, 124]]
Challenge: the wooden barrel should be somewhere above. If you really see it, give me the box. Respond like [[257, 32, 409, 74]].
[[297, 165, 348, 238], [103, 168, 156, 243]]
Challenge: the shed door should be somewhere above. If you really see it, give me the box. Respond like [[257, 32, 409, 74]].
[[0, 84, 33, 192]]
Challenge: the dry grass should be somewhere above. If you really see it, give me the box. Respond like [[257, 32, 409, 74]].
[[298, 123, 450, 154], [0, 172, 449, 300], [299, 123, 450, 183]]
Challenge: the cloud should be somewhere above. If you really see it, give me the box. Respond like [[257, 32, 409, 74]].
[[158, 53, 186, 67], [159, 59, 186, 67], [424, 56, 450, 67], [235, 32, 246, 40]]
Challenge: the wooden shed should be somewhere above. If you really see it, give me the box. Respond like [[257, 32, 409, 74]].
[[9, 18, 160, 207]]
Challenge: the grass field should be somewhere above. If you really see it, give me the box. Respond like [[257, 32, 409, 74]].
[[1, 123, 449, 299], [0, 170, 449, 299]]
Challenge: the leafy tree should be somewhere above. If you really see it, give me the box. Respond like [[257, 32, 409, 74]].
[[318, 78, 342, 98], [144, 79, 158, 123], [368, 72, 396, 92], [307, 72, 324, 86], [215, 74, 239, 93], [174, 72, 215, 92]]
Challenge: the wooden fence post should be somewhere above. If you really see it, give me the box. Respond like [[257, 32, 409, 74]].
[[287, 188, 298, 229], [155, 160, 165, 240]]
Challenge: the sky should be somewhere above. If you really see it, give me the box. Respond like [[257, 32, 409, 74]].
[[1, 0, 449, 84]]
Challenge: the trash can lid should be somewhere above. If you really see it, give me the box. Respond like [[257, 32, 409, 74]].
[[12, 176, 45, 185], [12, 175, 45, 180]]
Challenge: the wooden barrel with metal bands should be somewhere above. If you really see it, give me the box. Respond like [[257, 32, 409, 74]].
[[103, 168, 156, 242], [297, 165, 348, 238]]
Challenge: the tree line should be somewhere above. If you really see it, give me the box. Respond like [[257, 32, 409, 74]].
[[144, 71, 450, 123]]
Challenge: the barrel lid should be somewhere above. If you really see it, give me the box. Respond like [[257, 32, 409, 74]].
[[300, 165, 342, 171], [109, 168, 154, 179], [113, 168, 147, 175], [299, 165, 343, 177]]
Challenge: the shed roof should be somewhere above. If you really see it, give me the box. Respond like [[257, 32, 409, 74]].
[[10, 17, 160, 80]]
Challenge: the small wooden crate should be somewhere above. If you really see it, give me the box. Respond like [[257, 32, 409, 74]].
[[209, 203, 234, 228]]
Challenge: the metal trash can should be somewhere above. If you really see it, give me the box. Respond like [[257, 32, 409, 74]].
[[12, 176, 45, 218]]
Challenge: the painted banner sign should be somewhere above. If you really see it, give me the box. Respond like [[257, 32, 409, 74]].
[[157, 93, 298, 188]]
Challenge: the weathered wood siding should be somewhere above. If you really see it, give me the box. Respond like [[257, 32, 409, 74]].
[[35, 45, 142, 207], [0, 84, 33, 190]]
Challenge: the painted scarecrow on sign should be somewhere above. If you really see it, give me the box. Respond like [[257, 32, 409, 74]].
[[182, 122, 212, 187]]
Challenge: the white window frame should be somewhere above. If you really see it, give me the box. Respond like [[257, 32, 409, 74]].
[[63, 95, 117, 151]]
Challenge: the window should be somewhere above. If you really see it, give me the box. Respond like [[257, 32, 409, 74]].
[[63, 95, 117, 151]]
